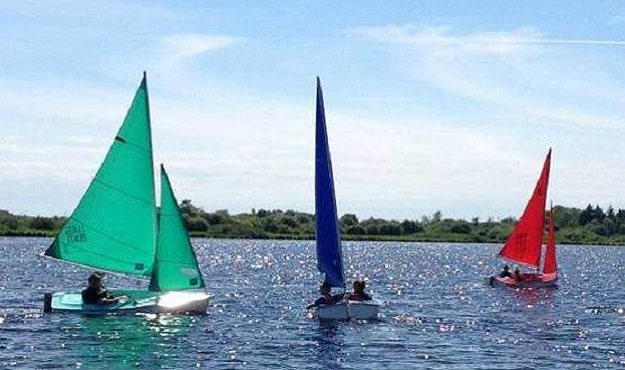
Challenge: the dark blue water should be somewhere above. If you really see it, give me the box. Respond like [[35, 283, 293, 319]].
[[1, 237, 624, 369]]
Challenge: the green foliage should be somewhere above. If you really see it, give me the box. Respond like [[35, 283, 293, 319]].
[[0, 210, 65, 236], [340, 214, 359, 226], [6, 202, 625, 245]]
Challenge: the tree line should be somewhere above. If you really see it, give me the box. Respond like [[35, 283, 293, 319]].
[[2, 202, 625, 245]]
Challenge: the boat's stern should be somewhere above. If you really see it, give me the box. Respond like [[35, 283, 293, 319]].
[[315, 302, 349, 320], [314, 299, 381, 320], [347, 299, 381, 320]]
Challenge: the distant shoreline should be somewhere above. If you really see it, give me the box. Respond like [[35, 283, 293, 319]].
[[4, 233, 625, 247], [3, 202, 625, 246]]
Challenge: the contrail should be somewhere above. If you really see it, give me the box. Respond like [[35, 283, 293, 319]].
[[482, 39, 625, 46], [399, 38, 625, 47]]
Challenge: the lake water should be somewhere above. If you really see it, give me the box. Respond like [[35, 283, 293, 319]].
[[1, 237, 624, 369]]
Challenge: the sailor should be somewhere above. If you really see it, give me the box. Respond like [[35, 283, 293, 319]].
[[81, 272, 127, 305], [307, 282, 343, 309], [347, 280, 372, 301], [498, 265, 512, 279]]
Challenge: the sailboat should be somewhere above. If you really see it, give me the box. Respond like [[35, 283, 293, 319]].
[[310, 77, 380, 320], [490, 149, 558, 288], [42, 73, 211, 314]]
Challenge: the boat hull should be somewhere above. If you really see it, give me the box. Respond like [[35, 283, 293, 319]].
[[315, 299, 381, 320], [490, 274, 558, 289], [44, 289, 211, 315]]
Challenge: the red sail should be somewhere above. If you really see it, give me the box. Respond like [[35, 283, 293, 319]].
[[543, 207, 557, 275], [498, 149, 551, 268]]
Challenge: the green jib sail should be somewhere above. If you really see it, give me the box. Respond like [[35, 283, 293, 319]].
[[44, 74, 157, 277], [149, 165, 205, 292]]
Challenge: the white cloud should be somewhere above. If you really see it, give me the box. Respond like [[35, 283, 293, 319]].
[[338, 24, 625, 217], [159, 34, 237, 68], [353, 25, 544, 60], [351, 25, 625, 130], [5, 18, 625, 220]]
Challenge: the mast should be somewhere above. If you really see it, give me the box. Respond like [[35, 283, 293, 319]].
[[542, 204, 557, 276]]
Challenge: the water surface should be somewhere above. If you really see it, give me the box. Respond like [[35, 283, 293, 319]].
[[1, 237, 624, 369]]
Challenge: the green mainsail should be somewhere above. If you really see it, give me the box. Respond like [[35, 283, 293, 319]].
[[149, 165, 205, 292], [45, 74, 157, 277]]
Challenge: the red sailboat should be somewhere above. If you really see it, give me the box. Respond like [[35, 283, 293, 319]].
[[490, 149, 558, 288]]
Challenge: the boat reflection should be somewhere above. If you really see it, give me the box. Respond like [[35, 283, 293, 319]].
[[312, 321, 345, 370], [511, 285, 557, 308], [73, 314, 194, 369]]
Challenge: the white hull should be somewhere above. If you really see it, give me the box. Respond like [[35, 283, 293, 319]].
[[315, 299, 381, 320], [44, 289, 211, 315]]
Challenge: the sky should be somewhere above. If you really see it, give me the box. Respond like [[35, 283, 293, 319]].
[[2, 1, 625, 220]]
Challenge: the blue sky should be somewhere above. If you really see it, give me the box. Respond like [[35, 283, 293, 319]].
[[2, 1, 625, 220]]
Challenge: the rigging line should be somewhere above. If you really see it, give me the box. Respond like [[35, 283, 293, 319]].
[[92, 177, 154, 208], [68, 217, 155, 264]]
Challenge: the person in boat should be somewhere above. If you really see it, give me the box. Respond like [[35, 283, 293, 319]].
[[347, 280, 372, 301], [307, 282, 343, 309], [498, 265, 512, 279], [513, 267, 524, 282], [82, 272, 128, 305]]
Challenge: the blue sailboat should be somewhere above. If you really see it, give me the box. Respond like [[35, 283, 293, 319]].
[[311, 77, 380, 320]]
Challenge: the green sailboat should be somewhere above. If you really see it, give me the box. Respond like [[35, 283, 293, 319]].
[[43, 73, 210, 314]]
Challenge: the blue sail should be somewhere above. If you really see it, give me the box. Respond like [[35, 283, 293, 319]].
[[315, 77, 345, 288]]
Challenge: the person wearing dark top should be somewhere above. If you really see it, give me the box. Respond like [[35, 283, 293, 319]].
[[307, 282, 343, 309], [347, 280, 372, 301], [514, 268, 524, 282], [498, 265, 512, 279], [82, 273, 127, 305]]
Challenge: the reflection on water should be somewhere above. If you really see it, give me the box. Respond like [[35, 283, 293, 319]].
[[313, 322, 344, 370], [1, 237, 625, 369], [70, 314, 195, 368]]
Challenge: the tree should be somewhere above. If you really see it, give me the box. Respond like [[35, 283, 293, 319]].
[[380, 222, 402, 235], [203, 212, 226, 225], [186, 218, 208, 232], [593, 205, 605, 222], [296, 214, 312, 224], [281, 216, 298, 229], [501, 217, 516, 224], [432, 210, 442, 223], [0, 216, 18, 230], [340, 214, 359, 227], [401, 220, 422, 234], [364, 224, 379, 235], [607, 206, 615, 221], [579, 204, 593, 226], [600, 218, 617, 236], [30, 216, 54, 230], [261, 218, 280, 233], [180, 199, 203, 218], [450, 222, 471, 234], [471, 217, 479, 226], [346, 225, 365, 235]]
